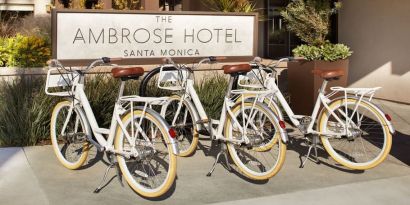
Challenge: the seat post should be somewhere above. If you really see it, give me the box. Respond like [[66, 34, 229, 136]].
[[118, 81, 125, 99], [225, 76, 235, 98], [319, 80, 329, 94]]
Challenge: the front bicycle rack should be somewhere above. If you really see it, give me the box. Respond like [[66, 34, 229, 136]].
[[157, 65, 189, 91], [237, 68, 269, 89], [45, 67, 79, 97]]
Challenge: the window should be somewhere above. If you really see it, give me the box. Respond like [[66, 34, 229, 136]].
[[265, 0, 302, 58], [264, 0, 338, 58]]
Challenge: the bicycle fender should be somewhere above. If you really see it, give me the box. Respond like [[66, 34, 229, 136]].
[[321, 96, 395, 134], [160, 96, 201, 131], [63, 99, 93, 140]]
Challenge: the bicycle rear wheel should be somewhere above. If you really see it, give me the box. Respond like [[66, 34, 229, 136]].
[[225, 101, 286, 180], [114, 109, 177, 198], [50, 100, 90, 170], [318, 98, 392, 170]]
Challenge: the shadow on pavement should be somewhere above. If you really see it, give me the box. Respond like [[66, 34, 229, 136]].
[[286, 136, 365, 174], [389, 131, 410, 166], [197, 138, 269, 185]]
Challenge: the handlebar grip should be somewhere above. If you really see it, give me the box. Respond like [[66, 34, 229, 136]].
[[102, 57, 122, 63], [109, 57, 123, 62], [162, 58, 171, 64], [209, 56, 227, 62], [291, 56, 305, 61]]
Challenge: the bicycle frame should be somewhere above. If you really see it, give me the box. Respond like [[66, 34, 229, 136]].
[[264, 77, 347, 136], [255, 61, 395, 137], [46, 63, 178, 158], [158, 62, 288, 144]]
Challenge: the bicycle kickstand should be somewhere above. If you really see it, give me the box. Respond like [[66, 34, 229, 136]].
[[94, 163, 115, 193], [93, 155, 123, 193], [206, 141, 231, 177], [300, 135, 320, 168]]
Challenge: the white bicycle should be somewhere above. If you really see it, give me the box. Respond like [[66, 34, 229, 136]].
[[141, 57, 288, 180], [239, 57, 395, 170], [45, 57, 178, 198]]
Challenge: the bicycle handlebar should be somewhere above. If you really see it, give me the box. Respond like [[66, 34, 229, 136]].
[[251, 56, 306, 72], [162, 56, 226, 71], [48, 57, 122, 73], [102, 57, 122, 63]]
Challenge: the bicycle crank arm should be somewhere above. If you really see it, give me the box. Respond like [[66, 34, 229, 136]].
[[213, 136, 244, 145]]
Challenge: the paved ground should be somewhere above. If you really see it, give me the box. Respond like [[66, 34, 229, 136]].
[[0, 99, 409, 205]]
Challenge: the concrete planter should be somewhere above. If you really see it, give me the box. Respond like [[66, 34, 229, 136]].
[[287, 59, 349, 115]]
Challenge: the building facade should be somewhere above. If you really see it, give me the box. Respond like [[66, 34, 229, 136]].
[[2, 0, 409, 103], [0, 0, 50, 15]]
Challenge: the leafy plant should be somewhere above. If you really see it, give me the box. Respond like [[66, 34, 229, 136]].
[[0, 77, 57, 146], [0, 11, 20, 38], [292, 42, 352, 61], [16, 15, 51, 44], [114, 0, 140, 10], [202, 0, 256, 12], [0, 37, 7, 66], [0, 73, 231, 147], [195, 73, 228, 119], [2, 34, 51, 67], [84, 74, 139, 128], [281, 0, 341, 46], [281, 0, 351, 61]]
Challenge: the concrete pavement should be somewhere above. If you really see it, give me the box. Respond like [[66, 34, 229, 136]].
[[0, 99, 409, 205]]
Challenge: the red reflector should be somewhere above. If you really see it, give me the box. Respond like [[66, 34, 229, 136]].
[[169, 128, 177, 138], [385, 114, 392, 121], [279, 121, 286, 129]]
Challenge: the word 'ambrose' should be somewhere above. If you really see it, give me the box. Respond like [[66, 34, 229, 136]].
[[72, 28, 242, 44]]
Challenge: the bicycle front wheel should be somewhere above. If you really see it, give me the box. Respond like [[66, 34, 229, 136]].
[[225, 101, 286, 180], [50, 100, 90, 170], [163, 95, 199, 157], [114, 109, 177, 198], [235, 94, 282, 151], [318, 98, 392, 170]]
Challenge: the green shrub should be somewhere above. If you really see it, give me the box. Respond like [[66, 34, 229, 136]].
[[195, 73, 228, 119], [0, 37, 7, 66], [0, 77, 57, 146], [16, 15, 51, 44], [202, 0, 256, 12], [281, 0, 352, 61], [293, 42, 352, 61], [85, 74, 139, 128], [113, 0, 140, 10], [0, 73, 229, 147], [0, 11, 19, 37], [2, 34, 51, 67], [281, 0, 341, 46]]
